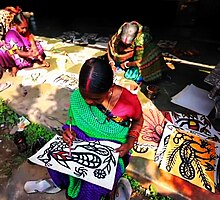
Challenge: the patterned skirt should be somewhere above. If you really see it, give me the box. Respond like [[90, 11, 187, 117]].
[[139, 42, 168, 83]]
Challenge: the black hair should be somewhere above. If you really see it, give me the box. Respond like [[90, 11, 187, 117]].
[[79, 57, 113, 94], [12, 12, 28, 26], [0, 66, 3, 79]]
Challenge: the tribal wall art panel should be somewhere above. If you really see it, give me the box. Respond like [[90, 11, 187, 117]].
[[158, 125, 220, 193], [28, 135, 120, 190]]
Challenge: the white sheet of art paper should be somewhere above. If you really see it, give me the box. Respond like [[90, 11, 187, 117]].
[[171, 84, 215, 116], [16, 68, 48, 86], [28, 135, 120, 190], [154, 121, 174, 166], [46, 71, 79, 91]]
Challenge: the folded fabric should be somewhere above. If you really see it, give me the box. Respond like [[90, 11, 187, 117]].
[[24, 178, 62, 194], [0, 82, 11, 92], [115, 177, 132, 200]]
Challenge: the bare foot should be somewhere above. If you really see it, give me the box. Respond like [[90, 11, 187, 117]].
[[33, 60, 50, 68], [10, 67, 18, 77], [42, 60, 50, 68]]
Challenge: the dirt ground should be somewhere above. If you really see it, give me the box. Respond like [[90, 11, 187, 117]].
[[0, 128, 19, 191], [0, 131, 147, 200], [1, 16, 220, 199]]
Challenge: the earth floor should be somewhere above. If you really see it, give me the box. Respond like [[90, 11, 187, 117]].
[[1, 15, 220, 200]]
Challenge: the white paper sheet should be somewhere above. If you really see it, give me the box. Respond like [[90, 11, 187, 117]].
[[171, 84, 215, 116], [28, 135, 120, 190], [16, 68, 48, 86], [45, 71, 79, 91]]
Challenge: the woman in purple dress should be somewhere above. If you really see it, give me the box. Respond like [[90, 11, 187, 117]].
[[0, 12, 49, 76]]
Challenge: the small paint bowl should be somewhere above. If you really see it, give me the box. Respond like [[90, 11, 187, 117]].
[[146, 85, 160, 100]]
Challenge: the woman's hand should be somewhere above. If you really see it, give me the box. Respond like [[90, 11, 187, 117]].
[[31, 46, 39, 55], [62, 129, 76, 146], [32, 50, 39, 58], [29, 49, 40, 59], [25, 50, 37, 59], [10, 66, 18, 77], [115, 142, 132, 157], [109, 60, 117, 72], [121, 61, 129, 70], [115, 136, 137, 157]]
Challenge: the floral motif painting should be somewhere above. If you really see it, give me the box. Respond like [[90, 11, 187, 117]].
[[132, 100, 167, 160]]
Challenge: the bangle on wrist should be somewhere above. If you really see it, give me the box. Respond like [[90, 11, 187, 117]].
[[128, 130, 140, 139], [109, 61, 114, 65], [124, 61, 129, 68], [128, 135, 138, 140]]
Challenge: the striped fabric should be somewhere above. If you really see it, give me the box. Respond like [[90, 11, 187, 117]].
[[108, 21, 168, 83]]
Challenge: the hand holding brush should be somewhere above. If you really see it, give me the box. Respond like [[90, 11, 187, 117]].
[[62, 117, 76, 156]]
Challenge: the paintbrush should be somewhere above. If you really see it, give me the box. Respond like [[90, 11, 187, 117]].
[[68, 117, 72, 157]]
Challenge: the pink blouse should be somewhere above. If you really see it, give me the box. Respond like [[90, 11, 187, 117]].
[[111, 88, 142, 121]]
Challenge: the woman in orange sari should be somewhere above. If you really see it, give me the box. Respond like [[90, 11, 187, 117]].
[[107, 21, 169, 84]]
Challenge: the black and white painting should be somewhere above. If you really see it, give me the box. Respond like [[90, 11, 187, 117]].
[[28, 135, 120, 190], [46, 71, 79, 91], [154, 122, 220, 192]]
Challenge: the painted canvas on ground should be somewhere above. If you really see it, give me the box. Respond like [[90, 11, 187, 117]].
[[159, 125, 220, 193], [132, 100, 167, 160], [28, 135, 120, 190], [154, 121, 174, 166], [16, 68, 48, 86], [46, 71, 79, 91], [163, 111, 220, 142], [116, 77, 168, 160]]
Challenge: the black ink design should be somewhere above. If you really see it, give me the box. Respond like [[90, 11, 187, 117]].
[[165, 130, 216, 191], [133, 142, 149, 153], [36, 138, 117, 180], [74, 166, 88, 177], [172, 112, 213, 137]]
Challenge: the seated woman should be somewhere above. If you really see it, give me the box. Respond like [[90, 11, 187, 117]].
[[48, 57, 144, 200], [0, 12, 49, 76], [107, 20, 169, 84]]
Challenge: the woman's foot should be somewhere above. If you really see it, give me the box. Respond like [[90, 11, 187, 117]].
[[43, 60, 50, 68], [11, 67, 18, 77], [33, 60, 50, 68]]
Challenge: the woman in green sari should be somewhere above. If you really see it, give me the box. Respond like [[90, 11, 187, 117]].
[[48, 57, 143, 200]]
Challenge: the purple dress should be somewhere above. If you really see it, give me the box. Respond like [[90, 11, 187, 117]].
[[48, 125, 128, 200], [0, 27, 45, 70]]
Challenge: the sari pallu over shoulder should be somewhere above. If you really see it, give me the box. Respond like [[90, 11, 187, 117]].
[[61, 89, 130, 199], [67, 89, 129, 144]]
